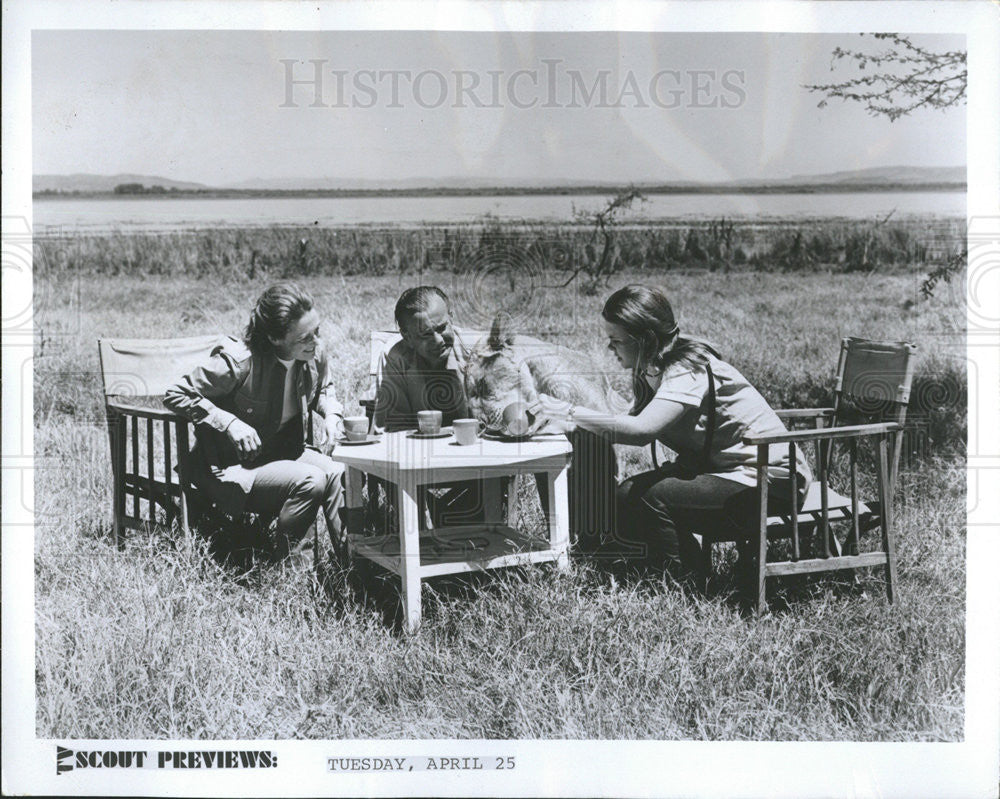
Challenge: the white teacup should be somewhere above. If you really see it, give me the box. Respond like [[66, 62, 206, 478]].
[[343, 415, 369, 442], [417, 409, 443, 435], [453, 418, 484, 445]]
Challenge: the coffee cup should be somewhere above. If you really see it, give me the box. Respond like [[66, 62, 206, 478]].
[[453, 418, 484, 445], [343, 416, 369, 442], [417, 409, 443, 435]]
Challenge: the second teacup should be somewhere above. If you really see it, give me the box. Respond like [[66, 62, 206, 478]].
[[453, 418, 484, 445], [343, 415, 370, 441], [417, 409, 443, 435]]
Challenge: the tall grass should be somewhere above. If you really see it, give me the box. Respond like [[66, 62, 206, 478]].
[[34, 242, 966, 740], [34, 216, 965, 280]]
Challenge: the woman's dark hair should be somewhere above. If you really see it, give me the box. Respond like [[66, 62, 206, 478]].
[[601, 284, 715, 413], [244, 282, 315, 354], [394, 285, 450, 330]]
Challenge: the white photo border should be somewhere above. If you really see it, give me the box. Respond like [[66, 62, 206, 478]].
[[3, 1, 998, 797]]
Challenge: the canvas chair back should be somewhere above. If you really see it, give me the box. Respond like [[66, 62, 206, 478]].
[[833, 337, 917, 486], [368, 330, 404, 397], [98, 335, 224, 399]]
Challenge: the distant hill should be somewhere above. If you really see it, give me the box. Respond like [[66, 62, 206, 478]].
[[34, 165, 964, 195], [34, 173, 209, 193], [226, 175, 616, 191], [227, 166, 965, 192], [759, 165, 965, 186]]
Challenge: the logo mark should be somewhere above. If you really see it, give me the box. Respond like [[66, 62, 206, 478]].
[[56, 746, 74, 775]]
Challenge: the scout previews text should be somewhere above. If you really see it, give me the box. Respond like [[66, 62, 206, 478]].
[[56, 746, 277, 774]]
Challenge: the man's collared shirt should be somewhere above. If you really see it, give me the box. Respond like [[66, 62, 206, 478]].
[[372, 330, 472, 433]]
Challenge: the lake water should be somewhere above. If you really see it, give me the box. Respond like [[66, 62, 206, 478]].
[[33, 191, 965, 234]]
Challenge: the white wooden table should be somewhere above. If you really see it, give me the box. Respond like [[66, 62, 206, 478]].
[[331, 430, 573, 632]]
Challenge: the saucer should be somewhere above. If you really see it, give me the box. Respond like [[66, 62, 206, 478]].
[[408, 428, 452, 440], [482, 430, 534, 442], [336, 435, 382, 446]]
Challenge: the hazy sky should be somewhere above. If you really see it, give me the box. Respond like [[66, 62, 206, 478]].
[[32, 30, 966, 185]]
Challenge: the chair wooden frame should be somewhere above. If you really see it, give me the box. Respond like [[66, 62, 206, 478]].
[[701, 337, 917, 614], [741, 421, 902, 614]]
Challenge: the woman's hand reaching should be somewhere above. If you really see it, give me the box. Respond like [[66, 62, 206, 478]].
[[527, 393, 576, 434]]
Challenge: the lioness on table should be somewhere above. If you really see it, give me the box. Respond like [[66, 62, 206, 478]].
[[464, 311, 625, 550]]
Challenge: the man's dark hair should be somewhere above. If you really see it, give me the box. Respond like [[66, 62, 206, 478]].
[[394, 286, 451, 329]]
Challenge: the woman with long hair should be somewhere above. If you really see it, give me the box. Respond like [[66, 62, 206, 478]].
[[165, 282, 346, 563], [530, 284, 811, 577]]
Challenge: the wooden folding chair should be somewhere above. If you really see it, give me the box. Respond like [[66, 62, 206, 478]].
[[359, 330, 405, 428], [98, 335, 224, 545], [701, 337, 917, 614]]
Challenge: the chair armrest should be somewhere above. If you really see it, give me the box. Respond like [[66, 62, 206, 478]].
[[775, 408, 835, 420], [742, 422, 902, 446], [359, 398, 377, 425], [106, 397, 185, 422]]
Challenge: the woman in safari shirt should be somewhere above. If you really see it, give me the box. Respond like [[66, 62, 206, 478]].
[[164, 282, 346, 562], [530, 284, 811, 577]]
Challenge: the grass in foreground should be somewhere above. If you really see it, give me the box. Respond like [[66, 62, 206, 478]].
[[35, 456, 964, 740]]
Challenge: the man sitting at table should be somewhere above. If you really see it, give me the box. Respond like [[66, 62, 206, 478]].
[[373, 285, 470, 434], [372, 286, 486, 526]]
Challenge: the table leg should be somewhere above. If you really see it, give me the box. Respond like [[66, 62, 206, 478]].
[[547, 466, 571, 570], [534, 472, 549, 518], [397, 475, 422, 633], [344, 467, 365, 539], [506, 476, 518, 527], [482, 476, 505, 524]]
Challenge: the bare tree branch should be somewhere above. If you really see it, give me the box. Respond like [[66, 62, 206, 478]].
[[804, 33, 966, 121], [804, 34, 967, 298]]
